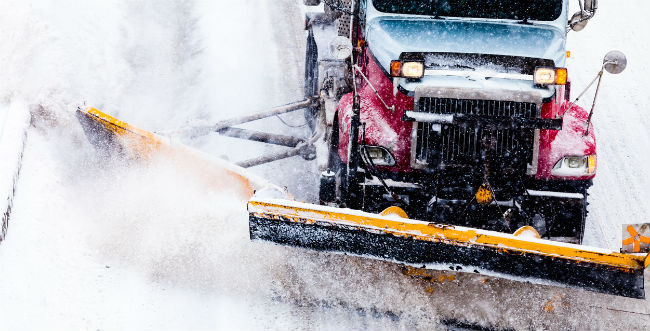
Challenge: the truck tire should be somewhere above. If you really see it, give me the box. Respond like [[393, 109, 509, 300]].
[[562, 185, 589, 244], [319, 117, 344, 202], [554, 193, 588, 244], [524, 184, 589, 244], [319, 116, 360, 209], [304, 28, 319, 131], [571, 190, 589, 244]]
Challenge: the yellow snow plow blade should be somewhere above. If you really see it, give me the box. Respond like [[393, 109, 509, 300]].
[[248, 197, 649, 299], [75, 107, 262, 198], [75, 106, 648, 299]]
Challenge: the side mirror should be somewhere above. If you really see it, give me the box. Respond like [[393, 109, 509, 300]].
[[569, 0, 598, 32], [603, 50, 627, 74], [569, 12, 589, 31]]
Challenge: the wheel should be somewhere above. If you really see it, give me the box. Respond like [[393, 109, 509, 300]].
[[547, 194, 588, 244], [522, 185, 589, 244], [304, 27, 319, 131], [319, 116, 361, 209], [554, 185, 589, 244], [571, 190, 589, 243], [319, 117, 346, 204]]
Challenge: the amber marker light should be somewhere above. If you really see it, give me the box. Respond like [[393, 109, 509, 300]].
[[390, 60, 402, 77], [588, 155, 596, 174], [555, 68, 568, 85]]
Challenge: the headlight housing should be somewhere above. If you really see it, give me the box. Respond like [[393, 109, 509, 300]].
[[361, 146, 396, 166], [551, 155, 596, 177], [401, 61, 424, 78], [534, 67, 567, 85], [390, 60, 424, 79]]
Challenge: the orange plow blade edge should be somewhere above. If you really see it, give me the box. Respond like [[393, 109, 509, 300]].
[[75, 107, 648, 299]]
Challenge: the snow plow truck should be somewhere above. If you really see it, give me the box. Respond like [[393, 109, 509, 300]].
[[76, 0, 650, 299]]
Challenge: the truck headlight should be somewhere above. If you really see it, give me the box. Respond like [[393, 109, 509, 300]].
[[401, 62, 424, 78], [362, 146, 396, 166], [534, 67, 567, 85], [390, 60, 424, 79], [551, 155, 596, 176]]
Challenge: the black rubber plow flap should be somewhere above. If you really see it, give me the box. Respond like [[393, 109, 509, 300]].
[[248, 198, 649, 299]]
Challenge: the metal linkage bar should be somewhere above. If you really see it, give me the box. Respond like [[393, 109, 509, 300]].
[[188, 98, 314, 138], [160, 97, 321, 168], [236, 147, 305, 168], [217, 127, 305, 148], [235, 121, 323, 168]]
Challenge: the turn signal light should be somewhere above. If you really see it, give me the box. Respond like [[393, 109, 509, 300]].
[[555, 68, 568, 85], [390, 60, 402, 77], [587, 155, 596, 174]]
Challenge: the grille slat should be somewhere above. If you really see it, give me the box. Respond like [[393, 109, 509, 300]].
[[414, 97, 537, 168]]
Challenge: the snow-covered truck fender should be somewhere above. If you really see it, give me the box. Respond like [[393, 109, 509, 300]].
[[537, 102, 596, 180], [336, 89, 411, 169], [335, 49, 415, 171]]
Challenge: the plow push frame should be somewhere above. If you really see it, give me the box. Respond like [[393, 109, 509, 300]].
[[173, 98, 323, 168]]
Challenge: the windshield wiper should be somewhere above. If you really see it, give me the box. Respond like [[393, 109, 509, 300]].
[[427, 9, 444, 20], [518, 17, 533, 25]]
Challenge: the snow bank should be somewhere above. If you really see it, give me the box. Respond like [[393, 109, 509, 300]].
[[0, 101, 30, 243]]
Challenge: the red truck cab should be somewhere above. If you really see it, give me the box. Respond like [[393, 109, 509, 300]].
[[306, 0, 605, 244]]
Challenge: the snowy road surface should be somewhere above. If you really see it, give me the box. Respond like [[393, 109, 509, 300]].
[[0, 0, 649, 330]]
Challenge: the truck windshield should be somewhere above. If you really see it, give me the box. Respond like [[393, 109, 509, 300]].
[[373, 0, 563, 22]]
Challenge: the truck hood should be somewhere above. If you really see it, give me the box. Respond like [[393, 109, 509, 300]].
[[366, 18, 566, 75]]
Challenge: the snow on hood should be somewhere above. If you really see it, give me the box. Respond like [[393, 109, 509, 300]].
[[366, 18, 566, 75]]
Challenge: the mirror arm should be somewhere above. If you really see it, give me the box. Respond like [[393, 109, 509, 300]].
[[565, 69, 602, 117], [582, 59, 621, 136], [582, 0, 598, 17], [573, 51, 626, 136], [583, 70, 604, 136]]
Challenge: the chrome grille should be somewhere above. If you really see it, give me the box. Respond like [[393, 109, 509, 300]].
[[415, 97, 537, 167]]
